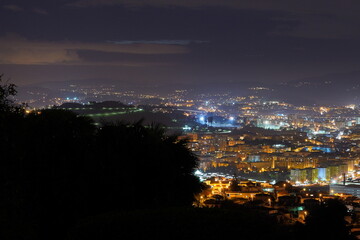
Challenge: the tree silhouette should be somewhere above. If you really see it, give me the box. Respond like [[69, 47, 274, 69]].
[[0, 109, 96, 239], [305, 199, 351, 240], [0, 79, 204, 240], [0, 75, 17, 112], [91, 121, 203, 210]]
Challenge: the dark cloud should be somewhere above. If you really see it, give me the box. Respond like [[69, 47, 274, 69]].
[[0, 35, 188, 65], [32, 7, 48, 15], [0, 0, 359, 87], [67, 0, 360, 39], [3, 4, 23, 12], [109, 40, 208, 45], [3, 4, 48, 15]]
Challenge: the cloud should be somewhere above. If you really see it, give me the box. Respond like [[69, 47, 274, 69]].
[[109, 40, 208, 45], [32, 8, 48, 15], [3, 5, 48, 15], [3, 4, 23, 12], [0, 35, 188, 65], [66, 0, 357, 13], [67, 0, 360, 39], [68, 0, 277, 9]]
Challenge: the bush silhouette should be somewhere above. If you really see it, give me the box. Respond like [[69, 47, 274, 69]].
[[0, 78, 203, 239]]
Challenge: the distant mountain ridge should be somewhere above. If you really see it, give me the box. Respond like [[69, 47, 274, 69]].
[[16, 71, 360, 106]]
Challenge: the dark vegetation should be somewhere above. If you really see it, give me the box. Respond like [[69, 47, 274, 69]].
[[304, 198, 352, 239], [0, 76, 355, 239], [0, 77, 203, 239], [57, 101, 193, 131]]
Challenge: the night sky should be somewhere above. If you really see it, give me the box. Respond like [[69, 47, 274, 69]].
[[1, 0, 360, 88]]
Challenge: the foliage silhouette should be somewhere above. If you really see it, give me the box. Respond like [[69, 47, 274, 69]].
[[0, 75, 17, 112], [305, 199, 351, 240], [0, 83, 203, 240], [0, 78, 202, 238]]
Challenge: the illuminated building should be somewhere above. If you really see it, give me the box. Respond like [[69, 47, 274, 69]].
[[330, 184, 360, 198]]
